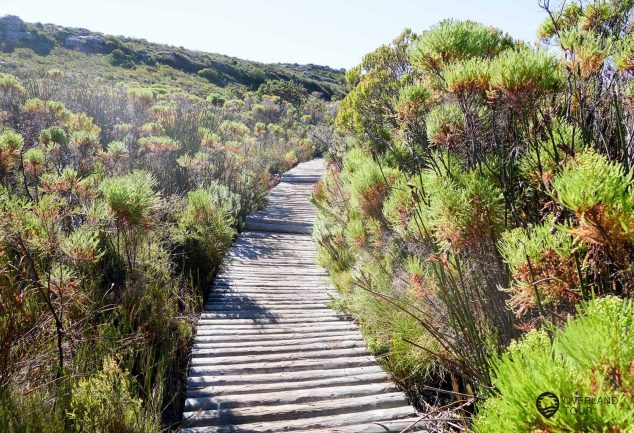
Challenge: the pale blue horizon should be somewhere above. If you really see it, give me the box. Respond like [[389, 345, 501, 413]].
[[1, 0, 547, 69]]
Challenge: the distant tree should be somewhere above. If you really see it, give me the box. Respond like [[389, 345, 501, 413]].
[[257, 79, 307, 106], [109, 49, 135, 68], [197, 68, 223, 84]]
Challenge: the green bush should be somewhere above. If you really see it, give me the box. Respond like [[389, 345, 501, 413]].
[[472, 296, 634, 433], [99, 171, 158, 228], [489, 48, 563, 98], [173, 184, 238, 287], [68, 356, 147, 433], [423, 165, 504, 253], [443, 58, 491, 93], [552, 150, 634, 217], [499, 218, 579, 317], [425, 103, 465, 147], [410, 19, 513, 72]]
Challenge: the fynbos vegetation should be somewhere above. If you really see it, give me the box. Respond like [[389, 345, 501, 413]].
[[0, 18, 338, 431], [314, 1, 634, 431], [2, 0, 634, 431]]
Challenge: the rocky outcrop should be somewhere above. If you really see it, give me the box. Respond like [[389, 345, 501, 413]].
[[62, 34, 105, 54], [0, 15, 32, 45], [0, 15, 54, 55]]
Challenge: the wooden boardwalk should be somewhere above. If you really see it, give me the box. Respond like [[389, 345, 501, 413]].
[[182, 159, 419, 432]]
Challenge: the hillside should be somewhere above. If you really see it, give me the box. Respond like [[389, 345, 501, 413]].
[[0, 11, 341, 432], [0, 15, 346, 99]]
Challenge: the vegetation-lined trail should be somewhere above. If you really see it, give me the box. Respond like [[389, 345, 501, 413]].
[[182, 159, 418, 432]]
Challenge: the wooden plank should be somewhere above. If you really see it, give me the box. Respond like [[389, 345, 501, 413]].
[[188, 356, 379, 376], [194, 330, 364, 343], [193, 334, 364, 350], [187, 365, 387, 388], [190, 347, 371, 366], [191, 339, 365, 357], [186, 372, 390, 397], [182, 393, 410, 426], [185, 382, 399, 410]]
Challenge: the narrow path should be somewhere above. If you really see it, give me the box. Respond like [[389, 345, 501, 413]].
[[182, 159, 419, 432]]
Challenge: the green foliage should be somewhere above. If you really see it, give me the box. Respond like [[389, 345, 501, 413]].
[[138, 135, 180, 153], [559, 29, 611, 71], [99, 171, 158, 227], [335, 30, 411, 149], [552, 150, 634, 215], [22, 97, 70, 121], [342, 150, 399, 218], [257, 80, 308, 106], [0, 387, 66, 433], [499, 219, 575, 275], [39, 126, 68, 145], [205, 91, 226, 106], [537, 3, 582, 40], [410, 19, 513, 72], [423, 165, 504, 253], [443, 57, 491, 93], [472, 297, 634, 433], [0, 129, 24, 172], [174, 184, 237, 284], [382, 174, 423, 236], [395, 84, 432, 120], [68, 356, 146, 433], [0, 72, 25, 95], [518, 118, 584, 184], [425, 103, 465, 147], [336, 69, 401, 144], [489, 48, 563, 97], [614, 33, 634, 72]]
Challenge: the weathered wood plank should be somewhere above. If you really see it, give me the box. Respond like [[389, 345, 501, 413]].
[[186, 371, 390, 397], [182, 393, 410, 426], [187, 365, 388, 388], [185, 382, 398, 410]]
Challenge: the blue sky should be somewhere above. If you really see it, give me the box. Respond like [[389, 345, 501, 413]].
[[1, 0, 547, 69]]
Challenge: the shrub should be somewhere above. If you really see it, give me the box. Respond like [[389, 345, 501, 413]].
[[537, 3, 582, 40], [499, 219, 578, 317], [551, 150, 634, 288], [138, 135, 180, 153], [23, 147, 45, 174], [558, 29, 611, 79], [68, 356, 146, 433], [444, 58, 491, 94], [0, 73, 26, 101], [22, 98, 70, 122], [382, 173, 426, 237], [425, 103, 465, 147], [344, 154, 400, 219], [0, 129, 24, 174], [410, 19, 513, 73], [518, 118, 584, 186], [472, 296, 634, 433], [552, 150, 633, 219], [489, 49, 563, 99], [39, 126, 67, 146], [614, 33, 634, 72], [173, 184, 237, 287], [424, 167, 504, 254], [395, 84, 432, 121]]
